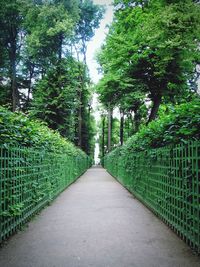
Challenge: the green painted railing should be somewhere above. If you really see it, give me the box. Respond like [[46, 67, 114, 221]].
[[0, 146, 91, 242], [104, 141, 200, 253]]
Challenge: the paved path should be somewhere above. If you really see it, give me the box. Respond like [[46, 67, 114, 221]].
[[0, 167, 199, 267]]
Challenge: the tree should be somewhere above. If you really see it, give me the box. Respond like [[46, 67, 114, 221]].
[[0, 0, 104, 158], [96, 72, 146, 144], [97, 0, 200, 124], [71, 0, 104, 149], [74, 0, 105, 64], [0, 0, 77, 110], [24, 2, 74, 72], [31, 58, 81, 141], [0, 0, 25, 111]]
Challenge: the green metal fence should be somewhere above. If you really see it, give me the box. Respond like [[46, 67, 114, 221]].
[[0, 146, 90, 243], [104, 141, 200, 253]]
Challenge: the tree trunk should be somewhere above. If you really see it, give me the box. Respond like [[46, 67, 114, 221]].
[[77, 64, 86, 149], [133, 108, 141, 133], [8, 15, 18, 111], [107, 105, 112, 152], [26, 64, 35, 110], [102, 116, 105, 159], [127, 113, 132, 137], [78, 88, 82, 148], [10, 53, 18, 112], [147, 95, 162, 124], [120, 110, 124, 146], [81, 37, 87, 65], [129, 113, 134, 135]]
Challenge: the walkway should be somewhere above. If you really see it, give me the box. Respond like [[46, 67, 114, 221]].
[[0, 167, 199, 267]]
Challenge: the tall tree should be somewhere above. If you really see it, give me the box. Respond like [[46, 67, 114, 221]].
[[24, 2, 74, 73], [31, 58, 82, 141], [72, 0, 104, 148], [97, 0, 200, 124], [0, 0, 103, 157], [0, 0, 25, 111], [74, 0, 104, 64]]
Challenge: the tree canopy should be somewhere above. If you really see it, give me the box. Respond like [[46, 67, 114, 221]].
[[1, 0, 200, 159], [96, 0, 200, 154], [0, 0, 105, 157]]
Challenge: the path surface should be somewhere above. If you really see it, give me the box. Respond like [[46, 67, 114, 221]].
[[0, 167, 199, 267]]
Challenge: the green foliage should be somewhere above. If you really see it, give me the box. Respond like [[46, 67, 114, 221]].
[[96, 73, 135, 108], [107, 99, 200, 155], [97, 0, 200, 123], [0, 83, 11, 106], [31, 58, 81, 141], [76, 0, 104, 42], [0, 203, 25, 217], [112, 118, 120, 146], [0, 0, 104, 157], [24, 2, 74, 67], [74, 0, 105, 61], [81, 111, 97, 156], [0, 106, 86, 157]]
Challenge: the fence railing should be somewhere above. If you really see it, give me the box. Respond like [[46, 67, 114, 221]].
[[0, 146, 90, 243], [104, 141, 200, 253]]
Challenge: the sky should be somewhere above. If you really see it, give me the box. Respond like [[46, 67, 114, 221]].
[[86, 0, 114, 118], [86, 0, 114, 84]]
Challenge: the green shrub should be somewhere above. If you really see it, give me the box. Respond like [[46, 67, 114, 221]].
[[125, 99, 200, 152], [0, 106, 85, 157], [103, 100, 200, 164]]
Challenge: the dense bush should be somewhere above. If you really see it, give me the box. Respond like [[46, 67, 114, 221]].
[[0, 106, 86, 157], [124, 99, 200, 152], [0, 107, 91, 242], [102, 99, 200, 163]]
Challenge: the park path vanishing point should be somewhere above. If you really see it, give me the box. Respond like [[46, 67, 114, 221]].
[[0, 167, 199, 267]]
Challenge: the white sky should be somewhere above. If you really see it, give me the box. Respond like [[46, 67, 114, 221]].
[[88, 0, 115, 125], [86, 0, 114, 84]]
